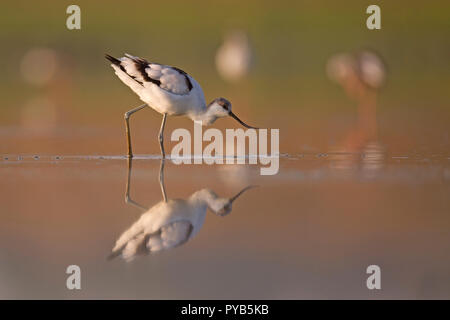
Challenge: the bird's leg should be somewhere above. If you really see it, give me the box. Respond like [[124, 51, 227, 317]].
[[159, 158, 168, 202], [158, 113, 168, 158], [124, 157, 147, 211], [124, 104, 147, 158]]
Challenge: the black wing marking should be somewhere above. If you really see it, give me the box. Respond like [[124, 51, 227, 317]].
[[124, 54, 193, 93], [106, 54, 193, 93], [107, 221, 194, 260], [171, 67, 193, 91], [105, 53, 127, 74], [126, 55, 162, 87], [105, 53, 160, 87]]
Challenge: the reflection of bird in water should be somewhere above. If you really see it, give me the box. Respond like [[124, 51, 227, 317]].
[[218, 165, 251, 188], [105, 53, 258, 159], [215, 30, 252, 82], [109, 159, 254, 261], [326, 49, 386, 152]]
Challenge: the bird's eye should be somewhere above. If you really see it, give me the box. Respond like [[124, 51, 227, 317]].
[[215, 98, 231, 111], [218, 101, 228, 110]]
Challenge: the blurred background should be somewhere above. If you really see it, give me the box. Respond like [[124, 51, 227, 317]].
[[0, 1, 449, 299], [0, 0, 449, 155]]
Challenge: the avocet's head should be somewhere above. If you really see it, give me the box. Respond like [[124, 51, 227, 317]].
[[207, 97, 258, 129], [210, 185, 256, 217]]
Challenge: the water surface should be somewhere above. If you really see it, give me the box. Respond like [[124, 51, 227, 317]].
[[0, 154, 449, 299]]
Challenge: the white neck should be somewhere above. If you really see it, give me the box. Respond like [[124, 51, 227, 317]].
[[190, 189, 226, 213], [190, 107, 218, 125]]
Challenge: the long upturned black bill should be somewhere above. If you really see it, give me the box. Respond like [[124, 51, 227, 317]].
[[230, 185, 257, 203], [229, 111, 258, 129]]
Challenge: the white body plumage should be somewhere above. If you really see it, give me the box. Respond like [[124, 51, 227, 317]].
[[105, 53, 257, 157], [110, 54, 207, 119], [111, 189, 232, 261]]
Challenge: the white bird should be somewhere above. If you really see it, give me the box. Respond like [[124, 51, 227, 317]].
[[326, 49, 387, 95], [105, 53, 257, 158], [326, 49, 387, 153], [215, 30, 252, 82], [109, 159, 253, 261]]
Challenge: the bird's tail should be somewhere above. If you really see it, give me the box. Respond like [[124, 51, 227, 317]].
[[105, 53, 121, 66], [106, 249, 122, 261]]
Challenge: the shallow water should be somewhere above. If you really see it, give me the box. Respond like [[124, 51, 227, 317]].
[[0, 153, 449, 299]]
